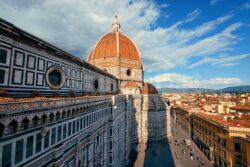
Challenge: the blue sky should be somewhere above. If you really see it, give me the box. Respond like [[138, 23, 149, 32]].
[[146, 0, 250, 88], [0, 0, 249, 89]]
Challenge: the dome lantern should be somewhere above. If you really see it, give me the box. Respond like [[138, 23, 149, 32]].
[[112, 15, 121, 32]]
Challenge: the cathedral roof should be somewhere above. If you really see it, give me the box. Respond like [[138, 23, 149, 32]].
[[87, 16, 142, 65], [143, 82, 158, 95]]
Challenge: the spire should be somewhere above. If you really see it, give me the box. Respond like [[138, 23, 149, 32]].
[[112, 15, 121, 32]]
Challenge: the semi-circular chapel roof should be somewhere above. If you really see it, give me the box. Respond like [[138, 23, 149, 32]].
[[143, 82, 158, 95]]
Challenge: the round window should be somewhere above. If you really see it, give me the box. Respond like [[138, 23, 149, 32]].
[[94, 79, 99, 90], [49, 70, 61, 86], [46, 66, 65, 89], [126, 69, 131, 76]]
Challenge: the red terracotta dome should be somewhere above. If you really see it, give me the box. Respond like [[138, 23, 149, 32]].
[[88, 32, 140, 61], [143, 82, 158, 95], [87, 16, 141, 64]]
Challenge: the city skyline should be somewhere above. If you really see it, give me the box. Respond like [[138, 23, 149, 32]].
[[0, 0, 250, 89]]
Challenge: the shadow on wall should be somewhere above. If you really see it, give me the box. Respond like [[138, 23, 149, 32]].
[[127, 93, 175, 167], [126, 95, 139, 167], [143, 97, 175, 167]]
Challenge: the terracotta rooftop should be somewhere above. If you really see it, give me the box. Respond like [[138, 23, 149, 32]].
[[230, 106, 250, 111], [0, 96, 109, 104], [240, 115, 250, 120], [196, 112, 250, 128], [0, 96, 116, 113], [0, 97, 50, 103]]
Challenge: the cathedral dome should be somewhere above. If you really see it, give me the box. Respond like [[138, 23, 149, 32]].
[[87, 16, 142, 69], [143, 82, 158, 95], [87, 16, 143, 88], [88, 32, 140, 61]]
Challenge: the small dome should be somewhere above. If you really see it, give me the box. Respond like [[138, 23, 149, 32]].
[[143, 82, 158, 95]]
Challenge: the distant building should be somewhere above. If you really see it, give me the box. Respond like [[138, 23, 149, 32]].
[[172, 102, 250, 167], [230, 106, 250, 114], [173, 107, 193, 136], [216, 101, 236, 114], [191, 112, 250, 167]]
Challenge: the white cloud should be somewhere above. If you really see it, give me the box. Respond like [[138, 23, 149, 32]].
[[0, 0, 159, 59], [169, 8, 201, 28], [135, 20, 243, 71], [158, 3, 169, 8], [242, 2, 250, 9], [147, 73, 243, 88], [188, 54, 250, 68], [216, 63, 239, 67], [0, 0, 247, 72], [184, 8, 201, 23], [210, 0, 224, 6]]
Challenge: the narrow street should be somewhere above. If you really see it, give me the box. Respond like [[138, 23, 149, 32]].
[[168, 119, 212, 167], [132, 117, 213, 167], [144, 140, 175, 167], [133, 140, 174, 167]]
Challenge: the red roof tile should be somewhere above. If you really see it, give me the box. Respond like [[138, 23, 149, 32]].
[[196, 112, 250, 128], [230, 106, 250, 111]]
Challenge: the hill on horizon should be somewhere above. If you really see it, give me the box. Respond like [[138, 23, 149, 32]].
[[159, 85, 250, 93]]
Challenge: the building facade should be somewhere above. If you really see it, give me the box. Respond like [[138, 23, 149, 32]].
[[191, 113, 250, 167], [0, 16, 170, 167], [173, 107, 192, 136], [173, 105, 250, 167]]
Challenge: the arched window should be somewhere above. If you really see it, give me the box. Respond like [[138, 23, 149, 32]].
[[0, 123, 4, 137], [41, 115, 47, 124], [67, 110, 71, 117], [56, 112, 61, 120], [76, 108, 80, 115], [72, 109, 76, 115], [22, 118, 30, 130], [9, 120, 18, 133], [110, 83, 114, 91], [49, 113, 55, 122], [32, 116, 39, 127], [94, 79, 99, 90], [62, 111, 66, 119]]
